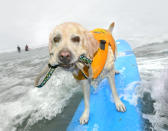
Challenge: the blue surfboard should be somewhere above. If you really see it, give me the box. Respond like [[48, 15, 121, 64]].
[[67, 40, 142, 131]]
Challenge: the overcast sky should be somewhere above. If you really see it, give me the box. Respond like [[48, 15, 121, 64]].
[[0, 0, 168, 52]]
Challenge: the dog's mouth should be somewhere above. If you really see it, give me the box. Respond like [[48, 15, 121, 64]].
[[59, 63, 74, 69], [49, 54, 92, 70]]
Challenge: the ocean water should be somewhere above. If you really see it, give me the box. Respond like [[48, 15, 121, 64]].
[[135, 41, 168, 131], [0, 41, 168, 131]]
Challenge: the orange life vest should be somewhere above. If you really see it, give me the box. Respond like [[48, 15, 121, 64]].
[[73, 28, 116, 80]]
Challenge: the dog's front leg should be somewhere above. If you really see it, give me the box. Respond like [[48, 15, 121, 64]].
[[108, 71, 126, 112], [80, 79, 90, 124]]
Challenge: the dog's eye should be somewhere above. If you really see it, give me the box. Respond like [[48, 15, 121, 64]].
[[53, 36, 61, 43], [71, 36, 80, 43]]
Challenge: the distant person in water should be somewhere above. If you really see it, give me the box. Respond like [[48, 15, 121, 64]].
[[25, 44, 29, 51], [17, 45, 21, 53]]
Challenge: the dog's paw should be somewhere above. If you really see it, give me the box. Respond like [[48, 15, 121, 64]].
[[79, 112, 89, 125], [115, 99, 126, 112]]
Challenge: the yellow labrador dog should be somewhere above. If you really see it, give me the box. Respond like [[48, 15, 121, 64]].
[[35, 22, 126, 124]]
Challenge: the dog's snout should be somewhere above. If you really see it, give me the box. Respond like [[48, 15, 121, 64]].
[[58, 49, 72, 64]]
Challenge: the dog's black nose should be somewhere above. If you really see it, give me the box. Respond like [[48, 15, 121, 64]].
[[58, 49, 72, 64]]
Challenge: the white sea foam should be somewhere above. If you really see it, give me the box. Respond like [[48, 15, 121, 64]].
[[142, 69, 168, 131], [136, 44, 168, 131], [0, 70, 80, 131]]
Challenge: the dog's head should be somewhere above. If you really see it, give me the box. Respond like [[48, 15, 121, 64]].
[[48, 22, 99, 69]]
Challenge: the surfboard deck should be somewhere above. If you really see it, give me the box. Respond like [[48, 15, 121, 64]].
[[67, 40, 142, 131]]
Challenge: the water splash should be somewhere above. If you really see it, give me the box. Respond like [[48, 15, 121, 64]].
[[143, 69, 168, 130]]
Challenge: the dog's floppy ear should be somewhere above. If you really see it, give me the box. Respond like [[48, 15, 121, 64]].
[[83, 31, 99, 58], [48, 33, 53, 53]]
